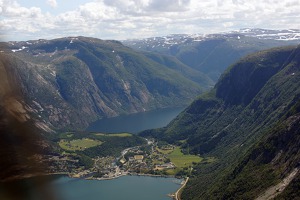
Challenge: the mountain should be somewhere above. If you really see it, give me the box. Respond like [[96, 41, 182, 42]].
[[0, 37, 208, 131], [141, 51, 214, 88], [140, 45, 300, 199], [206, 103, 300, 199], [123, 28, 300, 81], [0, 52, 53, 181]]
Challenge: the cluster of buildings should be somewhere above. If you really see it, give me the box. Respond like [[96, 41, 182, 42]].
[[45, 140, 179, 179]]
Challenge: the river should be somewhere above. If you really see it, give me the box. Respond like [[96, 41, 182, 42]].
[[86, 107, 185, 133]]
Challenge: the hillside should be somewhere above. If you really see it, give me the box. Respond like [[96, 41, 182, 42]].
[[124, 29, 300, 81], [0, 53, 53, 182], [0, 37, 207, 131], [140, 45, 300, 199], [203, 101, 300, 200]]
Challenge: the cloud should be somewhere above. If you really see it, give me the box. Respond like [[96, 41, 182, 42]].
[[147, 0, 191, 12], [0, 0, 42, 18], [0, 0, 300, 41], [102, 0, 191, 14], [47, 0, 57, 8], [78, 1, 119, 21]]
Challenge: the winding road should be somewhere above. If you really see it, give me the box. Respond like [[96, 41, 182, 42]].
[[175, 177, 189, 200]]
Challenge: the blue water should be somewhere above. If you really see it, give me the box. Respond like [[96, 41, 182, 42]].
[[87, 107, 185, 133], [51, 176, 182, 200]]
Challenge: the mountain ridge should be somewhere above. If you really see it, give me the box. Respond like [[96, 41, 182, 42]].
[[1, 36, 207, 131], [123, 28, 300, 81]]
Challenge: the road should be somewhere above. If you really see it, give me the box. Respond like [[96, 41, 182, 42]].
[[175, 177, 189, 200]]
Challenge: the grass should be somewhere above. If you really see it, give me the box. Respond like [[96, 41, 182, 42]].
[[156, 147, 173, 154], [155, 146, 203, 175], [166, 168, 181, 175], [94, 133, 132, 137], [59, 132, 74, 139], [167, 147, 202, 168], [58, 138, 103, 151]]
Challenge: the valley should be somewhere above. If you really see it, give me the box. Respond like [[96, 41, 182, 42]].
[[1, 29, 300, 200]]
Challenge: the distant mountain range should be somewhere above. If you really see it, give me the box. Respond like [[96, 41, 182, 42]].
[[124, 28, 300, 81], [141, 45, 300, 199]]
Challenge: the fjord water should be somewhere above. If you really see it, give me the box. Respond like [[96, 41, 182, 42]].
[[0, 175, 182, 200], [54, 176, 181, 200], [87, 107, 185, 133], [52, 176, 181, 200]]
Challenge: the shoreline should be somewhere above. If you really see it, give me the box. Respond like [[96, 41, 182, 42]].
[[84, 172, 180, 181], [173, 177, 189, 200]]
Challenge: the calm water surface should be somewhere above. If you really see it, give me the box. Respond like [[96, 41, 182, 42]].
[[87, 107, 185, 133], [52, 176, 182, 200]]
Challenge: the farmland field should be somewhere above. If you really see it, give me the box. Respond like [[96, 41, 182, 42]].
[[167, 147, 202, 168], [94, 133, 132, 137], [59, 138, 103, 151]]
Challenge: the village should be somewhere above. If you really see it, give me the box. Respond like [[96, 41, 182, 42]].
[[46, 140, 194, 180], [43, 134, 204, 182], [73, 141, 178, 180]]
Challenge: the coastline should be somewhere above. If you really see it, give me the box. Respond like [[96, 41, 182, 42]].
[[172, 177, 189, 200], [85, 172, 179, 181]]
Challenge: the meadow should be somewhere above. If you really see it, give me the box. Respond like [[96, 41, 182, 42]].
[[167, 147, 202, 168], [58, 138, 103, 151], [94, 133, 132, 137]]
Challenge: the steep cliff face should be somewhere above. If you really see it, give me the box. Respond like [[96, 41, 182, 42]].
[[1, 37, 206, 130], [215, 48, 294, 106], [140, 45, 300, 199]]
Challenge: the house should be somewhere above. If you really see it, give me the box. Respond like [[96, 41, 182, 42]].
[[120, 157, 127, 164], [155, 162, 175, 170], [134, 155, 144, 163]]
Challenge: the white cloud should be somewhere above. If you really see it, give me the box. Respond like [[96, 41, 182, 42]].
[[47, 0, 57, 8], [147, 0, 191, 12], [0, 0, 300, 41]]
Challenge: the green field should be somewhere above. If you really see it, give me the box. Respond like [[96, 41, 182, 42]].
[[94, 133, 132, 137], [167, 147, 202, 168], [156, 147, 173, 154], [58, 138, 103, 151]]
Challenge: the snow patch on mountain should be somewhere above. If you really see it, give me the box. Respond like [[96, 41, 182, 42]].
[[123, 28, 300, 50]]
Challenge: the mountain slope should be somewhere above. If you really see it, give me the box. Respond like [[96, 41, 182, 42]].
[[124, 29, 300, 81], [142, 51, 214, 89], [1, 37, 206, 131], [140, 45, 300, 199], [206, 105, 300, 199], [0, 53, 53, 182]]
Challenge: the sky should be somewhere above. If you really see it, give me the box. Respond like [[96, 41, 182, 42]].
[[0, 0, 300, 41]]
